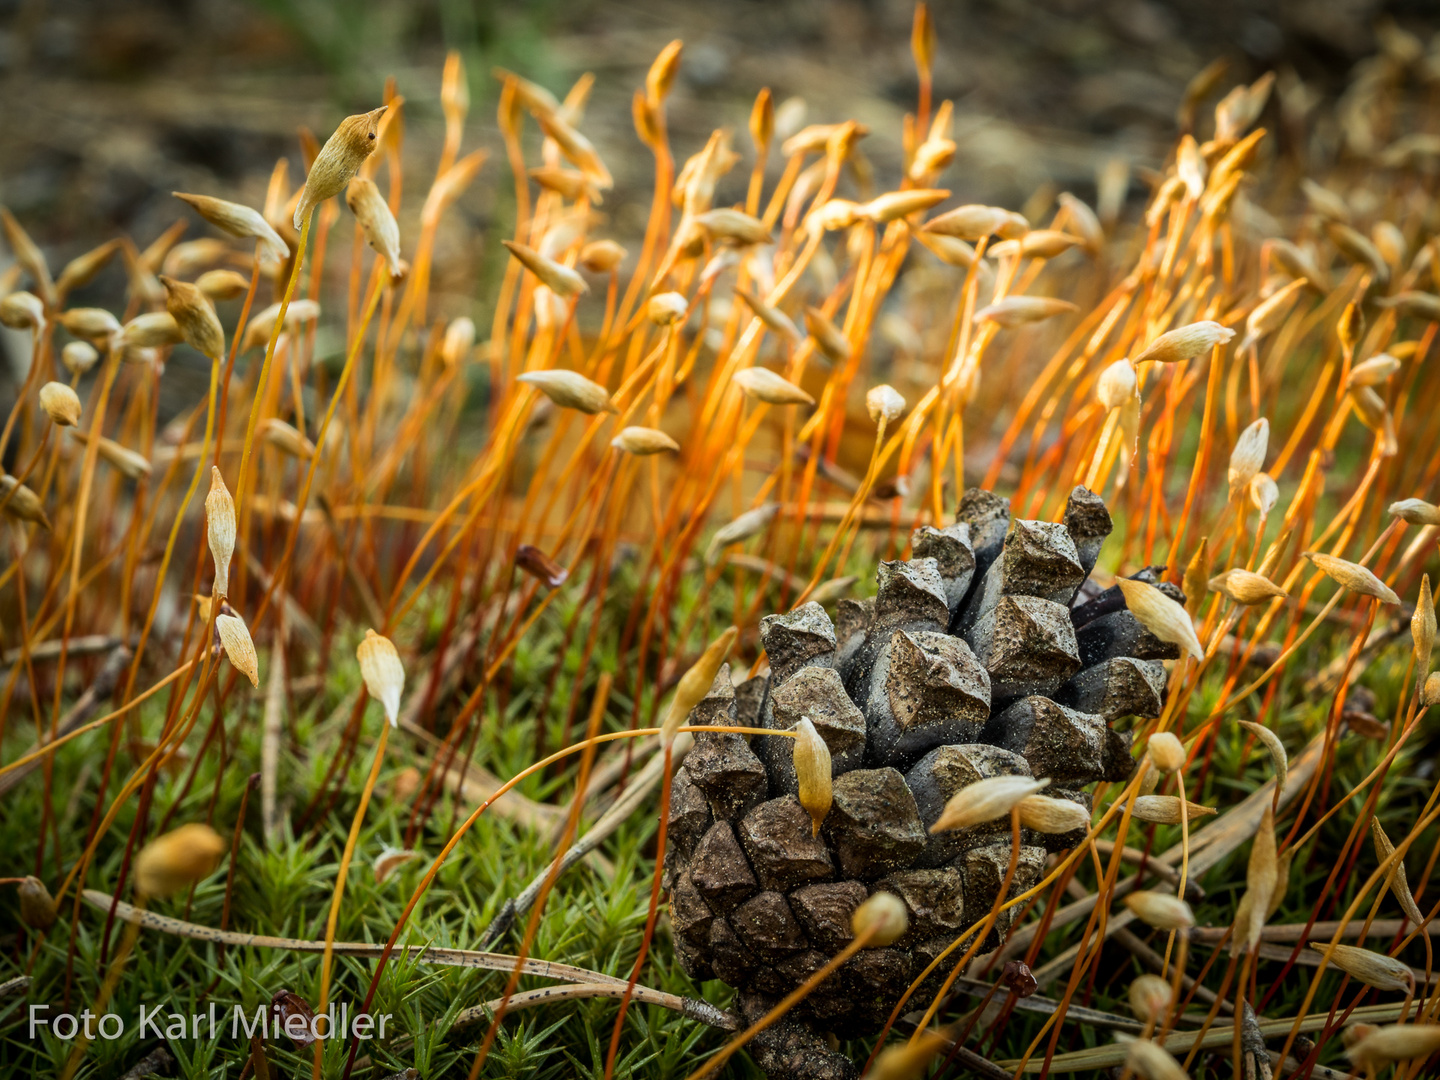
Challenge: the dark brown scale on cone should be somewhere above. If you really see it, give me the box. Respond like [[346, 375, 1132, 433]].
[[731, 890, 810, 959], [957, 841, 1047, 945], [671, 872, 716, 945], [689, 821, 758, 913], [1055, 656, 1167, 721], [965, 594, 1082, 699], [770, 667, 866, 773], [709, 916, 760, 985], [823, 767, 928, 879], [1076, 607, 1181, 666], [758, 666, 866, 795], [911, 522, 975, 617], [874, 867, 967, 946], [840, 558, 950, 701], [738, 796, 835, 890], [906, 743, 1032, 866], [735, 672, 770, 728], [862, 629, 990, 766], [981, 696, 1111, 784], [955, 488, 1011, 602], [1063, 485, 1113, 581], [760, 602, 837, 683], [839, 947, 914, 1026], [667, 770, 713, 861], [956, 519, 1087, 639], [684, 667, 769, 820], [754, 605, 840, 792], [1070, 565, 1181, 628], [665, 487, 1179, 1054], [738, 994, 860, 1080]]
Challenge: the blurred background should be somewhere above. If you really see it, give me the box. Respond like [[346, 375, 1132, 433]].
[[5, 0, 1440, 243], [2, 0, 1438, 415]]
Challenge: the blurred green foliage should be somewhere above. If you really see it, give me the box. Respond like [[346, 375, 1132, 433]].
[[248, 0, 561, 106]]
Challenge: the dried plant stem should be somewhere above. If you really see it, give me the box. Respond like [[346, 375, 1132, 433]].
[[56, 641, 221, 925], [0, 659, 196, 788], [80, 887, 672, 986], [232, 211, 313, 576], [1273, 798, 1440, 1070], [242, 272, 385, 644], [260, 616, 286, 843], [314, 722, 388, 1076], [1163, 767, 1194, 977], [998, 995, 1437, 1073], [46, 351, 123, 833], [1021, 809, 1140, 1077], [793, 415, 889, 605], [1024, 730, 1327, 993], [458, 982, 738, 1030], [482, 732, 687, 947]]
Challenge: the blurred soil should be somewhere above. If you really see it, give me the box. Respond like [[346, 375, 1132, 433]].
[[2, 0, 1437, 415]]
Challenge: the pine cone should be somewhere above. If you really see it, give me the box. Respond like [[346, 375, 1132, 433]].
[[667, 486, 1180, 1049]]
